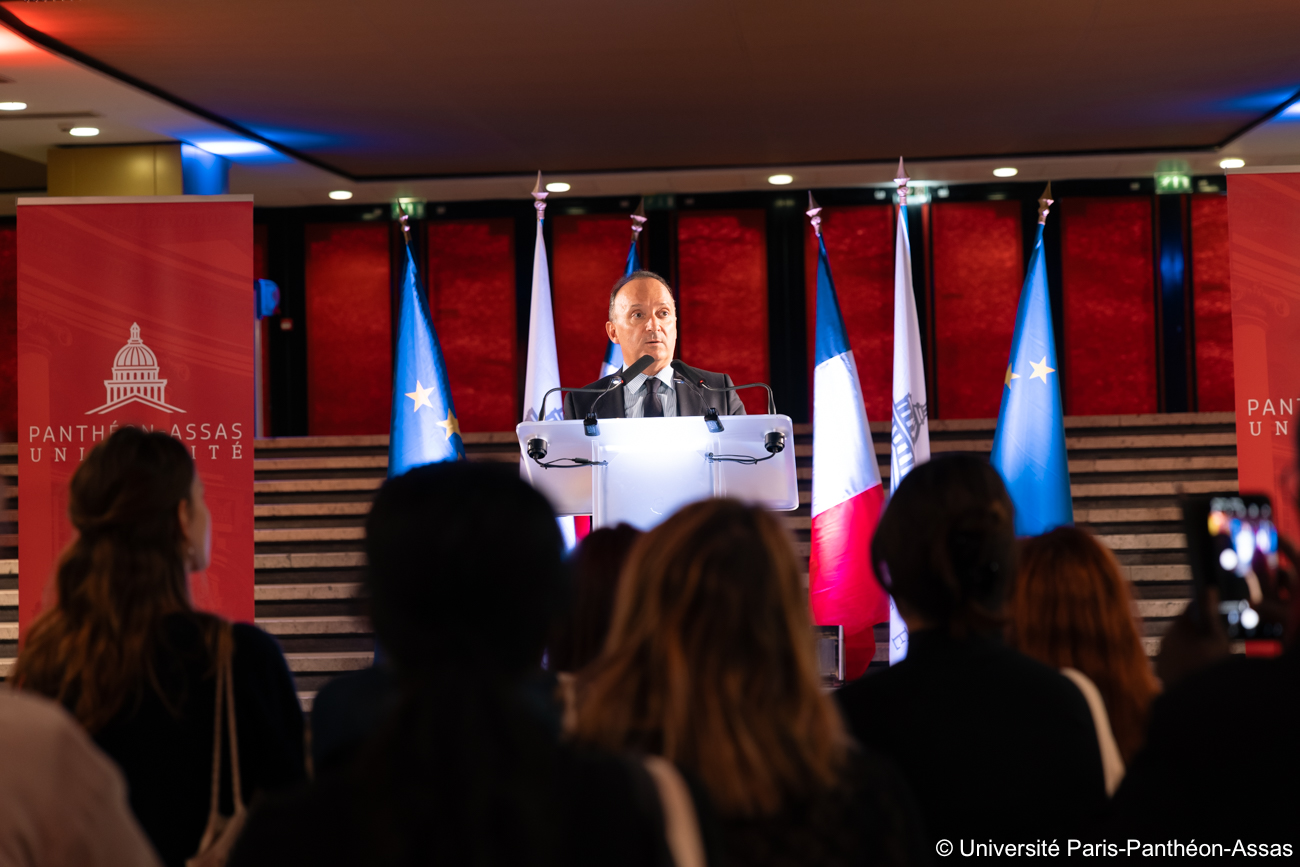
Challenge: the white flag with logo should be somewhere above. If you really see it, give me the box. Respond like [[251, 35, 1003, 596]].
[[888, 164, 931, 663]]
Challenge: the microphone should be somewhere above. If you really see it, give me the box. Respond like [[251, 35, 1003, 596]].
[[585, 354, 654, 435], [671, 360, 724, 433], [538, 378, 624, 422], [694, 376, 776, 415]]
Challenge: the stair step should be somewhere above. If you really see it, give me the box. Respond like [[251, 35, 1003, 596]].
[[255, 503, 372, 518], [1077, 507, 1182, 523], [285, 651, 373, 672], [1126, 565, 1190, 582], [255, 479, 383, 494], [254, 527, 366, 543], [1072, 480, 1236, 497], [255, 552, 366, 570], [1097, 533, 1187, 551], [255, 616, 371, 636], [256, 583, 363, 601]]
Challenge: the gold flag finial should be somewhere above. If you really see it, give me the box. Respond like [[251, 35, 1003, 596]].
[[1038, 182, 1054, 225]]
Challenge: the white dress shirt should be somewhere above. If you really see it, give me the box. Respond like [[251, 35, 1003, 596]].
[[622, 366, 678, 418]]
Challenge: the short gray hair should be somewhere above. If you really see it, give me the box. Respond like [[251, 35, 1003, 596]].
[[609, 270, 673, 321]]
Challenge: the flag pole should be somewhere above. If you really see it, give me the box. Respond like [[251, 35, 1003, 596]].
[[1038, 182, 1053, 224]]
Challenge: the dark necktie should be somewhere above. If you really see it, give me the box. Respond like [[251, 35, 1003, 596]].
[[644, 379, 664, 418]]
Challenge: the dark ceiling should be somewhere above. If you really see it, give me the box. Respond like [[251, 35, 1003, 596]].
[[4, 0, 1300, 180]]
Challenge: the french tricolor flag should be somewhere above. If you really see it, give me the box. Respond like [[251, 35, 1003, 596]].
[[807, 195, 889, 679]]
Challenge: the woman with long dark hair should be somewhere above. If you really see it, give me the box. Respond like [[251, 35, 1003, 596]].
[[12, 428, 304, 867], [572, 498, 927, 867], [1008, 526, 1160, 767]]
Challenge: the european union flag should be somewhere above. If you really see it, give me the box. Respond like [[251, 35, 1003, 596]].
[[990, 188, 1072, 536], [388, 244, 464, 477]]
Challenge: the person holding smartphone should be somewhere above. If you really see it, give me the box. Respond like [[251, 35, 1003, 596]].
[[1106, 441, 1299, 848]]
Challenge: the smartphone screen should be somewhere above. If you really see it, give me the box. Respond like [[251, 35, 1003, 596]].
[[1187, 495, 1283, 640]]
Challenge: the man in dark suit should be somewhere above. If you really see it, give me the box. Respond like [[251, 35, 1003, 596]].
[[563, 270, 747, 420]]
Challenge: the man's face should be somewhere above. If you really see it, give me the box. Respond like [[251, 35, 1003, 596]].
[[606, 277, 677, 375]]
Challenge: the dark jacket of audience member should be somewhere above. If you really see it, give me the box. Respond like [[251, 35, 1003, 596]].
[[548, 523, 642, 673], [1106, 646, 1298, 847], [1008, 526, 1160, 764], [573, 498, 930, 867], [836, 455, 1107, 845], [11, 429, 305, 867], [230, 462, 671, 867]]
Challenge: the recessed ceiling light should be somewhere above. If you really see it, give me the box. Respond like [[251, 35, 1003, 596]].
[[545, 181, 570, 193], [1219, 158, 1245, 169], [993, 167, 1018, 177], [194, 139, 270, 156], [68, 127, 99, 137], [767, 174, 794, 185], [0, 102, 26, 111], [328, 190, 353, 200]]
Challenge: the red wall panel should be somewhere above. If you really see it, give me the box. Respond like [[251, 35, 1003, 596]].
[[426, 218, 517, 432], [0, 225, 14, 436], [1060, 197, 1157, 416], [552, 214, 631, 387], [677, 211, 769, 415], [304, 223, 392, 435], [803, 206, 894, 422], [931, 202, 1023, 419], [1191, 194, 1234, 412]]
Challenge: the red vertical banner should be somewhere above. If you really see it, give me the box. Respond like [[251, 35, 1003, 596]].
[[677, 210, 769, 415], [931, 201, 1023, 419], [1060, 197, 1158, 416], [1226, 173, 1300, 541], [803, 206, 894, 422], [552, 215, 631, 388], [426, 218, 517, 431], [1191, 194, 1235, 412], [17, 196, 255, 632], [304, 223, 391, 435]]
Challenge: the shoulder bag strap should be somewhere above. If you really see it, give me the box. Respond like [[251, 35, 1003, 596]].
[[199, 626, 233, 842], [642, 755, 706, 867], [225, 631, 244, 813], [1061, 666, 1125, 796]]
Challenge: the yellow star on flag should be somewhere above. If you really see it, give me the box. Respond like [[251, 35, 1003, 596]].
[[405, 381, 434, 412], [437, 409, 461, 440], [1029, 357, 1055, 383], [1004, 365, 1020, 388]]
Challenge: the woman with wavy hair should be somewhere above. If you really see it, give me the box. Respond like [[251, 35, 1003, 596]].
[[572, 498, 926, 867], [1008, 526, 1160, 767], [12, 428, 304, 867]]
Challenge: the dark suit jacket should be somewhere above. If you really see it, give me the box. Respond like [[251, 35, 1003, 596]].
[[562, 362, 748, 420]]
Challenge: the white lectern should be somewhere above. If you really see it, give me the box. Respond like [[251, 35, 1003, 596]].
[[516, 415, 799, 530]]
